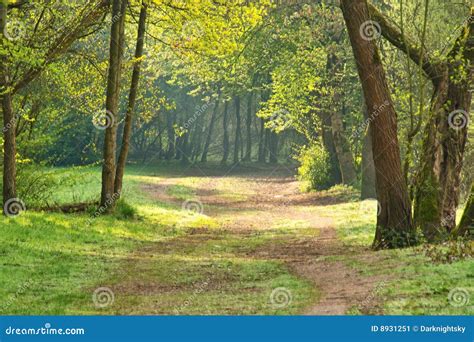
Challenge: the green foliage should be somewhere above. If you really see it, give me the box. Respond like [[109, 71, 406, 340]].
[[421, 238, 474, 263], [296, 144, 331, 191], [114, 199, 138, 220]]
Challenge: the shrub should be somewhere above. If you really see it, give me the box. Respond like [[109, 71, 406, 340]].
[[296, 144, 331, 191], [115, 199, 138, 220]]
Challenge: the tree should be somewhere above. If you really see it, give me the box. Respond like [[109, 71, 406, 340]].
[[115, 0, 147, 196], [456, 183, 474, 238], [368, 3, 474, 240], [341, 0, 416, 249], [100, 0, 127, 209]]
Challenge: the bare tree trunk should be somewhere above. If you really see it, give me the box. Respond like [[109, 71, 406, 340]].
[[330, 109, 357, 185], [341, 0, 415, 249], [257, 118, 265, 162], [100, 0, 127, 209], [201, 96, 219, 163], [244, 93, 253, 161], [233, 96, 241, 164], [114, 0, 147, 196], [1, 0, 17, 213], [320, 111, 342, 185], [221, 101, 230, 164]]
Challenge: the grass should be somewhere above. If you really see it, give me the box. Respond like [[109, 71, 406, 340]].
[[308, 187, 474, 315], [1, 163, 472, 315], [0, 163, 316, 315]]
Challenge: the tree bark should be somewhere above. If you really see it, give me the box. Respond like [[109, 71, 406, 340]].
[[320, 111, 342, 185], [341, 0, 415, 249], [257, 118, 266, 162], [1, 0, 17, 212], [114, 0, 147, 196], [100, 0, 126, 209], [330, 109, 357, 185]]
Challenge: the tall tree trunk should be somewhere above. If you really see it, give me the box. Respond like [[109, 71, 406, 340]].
[[456, 183, 473, 238], [368, 3, 474, 240], [244, 93, 253, 161], [100, 0, 127, 209], [114, 0, 147, 196], [221, 101, 230, 164], [201, 98, 219, 163], [341, 0, 415, 249], [1, 0, 17, 213], [233, 96, 241, 164]]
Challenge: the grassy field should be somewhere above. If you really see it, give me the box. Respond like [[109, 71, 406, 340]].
[[0, 163, 472, 315]]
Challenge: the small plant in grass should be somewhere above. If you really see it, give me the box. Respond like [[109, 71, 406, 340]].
[[115, 199, 138, 220], [295, 144, 331, 191]]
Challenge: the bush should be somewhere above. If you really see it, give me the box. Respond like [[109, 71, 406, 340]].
[[296, 144, 331, 191], [115, 199, 138, 220]]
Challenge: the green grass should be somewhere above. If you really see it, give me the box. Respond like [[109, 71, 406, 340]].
[[0, 163, 316, 315], [308, 188, 474, 315]]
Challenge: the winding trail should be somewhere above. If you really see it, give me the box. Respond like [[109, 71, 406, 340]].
[[134, 166, 385, 314]]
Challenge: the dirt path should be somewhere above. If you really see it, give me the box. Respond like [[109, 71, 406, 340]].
[[138, 167, 385, 315]]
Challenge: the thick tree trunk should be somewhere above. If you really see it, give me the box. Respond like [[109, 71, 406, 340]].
[[1, 0, 17, 213], [100, 0, 127, 209], [201, 98, 219, 163], [269, 132, 278, 164], [368, 3, 474, 241], [361, 127, 377, 199], [456, 183, 473, 238], [221, 101, 230, 164], [341, 0, 415, 249], [114, 0, 147, 196], [233, 96, 241, 164], [244, 93, 253, 161]]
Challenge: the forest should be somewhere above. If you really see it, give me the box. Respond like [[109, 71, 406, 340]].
[[0, 0, 472, 315]]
